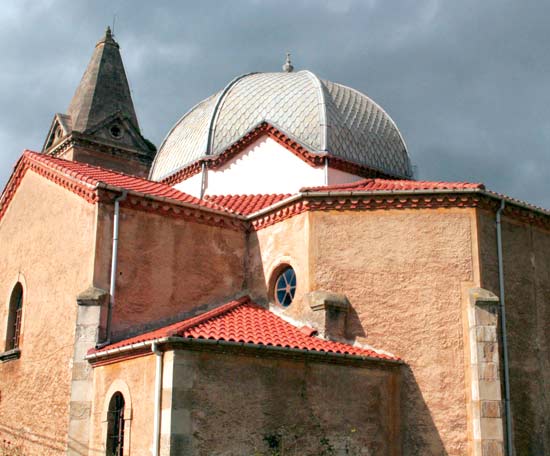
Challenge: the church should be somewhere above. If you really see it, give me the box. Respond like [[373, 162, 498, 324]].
[[0, 27, 548, 456]]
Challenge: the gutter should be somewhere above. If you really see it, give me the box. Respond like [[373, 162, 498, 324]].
[[496, 200, 513, 455], [89, 177, 548, 225], [244, 187, 550, 220], [85, 336, 403, 366], [94, 182, 247, 221]]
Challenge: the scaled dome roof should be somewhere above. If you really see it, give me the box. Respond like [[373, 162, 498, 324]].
[[150, 70, 412, 181]]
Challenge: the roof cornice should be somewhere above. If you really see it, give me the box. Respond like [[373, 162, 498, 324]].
[[85, 335, 403, 368], [0, 152, 246, 231], [2, 151, 548, 234]]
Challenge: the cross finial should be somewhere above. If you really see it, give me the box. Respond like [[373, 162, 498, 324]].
[[105, 26, 113, 40], [282, 52, 294, 73]]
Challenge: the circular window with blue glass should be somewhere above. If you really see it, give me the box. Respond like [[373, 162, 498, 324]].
[[274, 266, 296, 307]]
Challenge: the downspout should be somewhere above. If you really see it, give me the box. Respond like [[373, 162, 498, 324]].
[[102, 190, 127, 346], [496, 200, 513, 455], [324, 157, 329, 185], [200, 162, 207, 199], [152, 341, 163, 456]]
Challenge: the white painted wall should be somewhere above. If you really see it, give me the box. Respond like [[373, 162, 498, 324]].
[[173, 135, 363, 196], [174, 171, 202, 198], [327, 167, 364, 186]]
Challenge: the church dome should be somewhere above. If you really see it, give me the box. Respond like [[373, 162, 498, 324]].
[[150, 70, 412, 181]]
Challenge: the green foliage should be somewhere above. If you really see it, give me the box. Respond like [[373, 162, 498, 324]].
[[249, 427, 364, 456]]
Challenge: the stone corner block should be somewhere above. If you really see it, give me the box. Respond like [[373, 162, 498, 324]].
[[469, 288, 499, 306], [306, 290, 350, 312], [77, 286, 109, 307]]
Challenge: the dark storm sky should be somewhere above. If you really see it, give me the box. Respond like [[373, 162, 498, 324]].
[[1, 0, 548, 207]]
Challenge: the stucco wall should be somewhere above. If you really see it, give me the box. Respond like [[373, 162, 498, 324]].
[[167, 349, 401, 456], [0, 171, 97, 455], [248, 207, 476, 455], [89, 354, 157, 455], [477, 211, 550, 455], [93, 202, 247, 337], [248, 212, 310, 311]]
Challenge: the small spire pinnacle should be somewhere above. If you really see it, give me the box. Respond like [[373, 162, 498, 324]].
[[282, 52, 294, 73], [97, 25, 118, 48]]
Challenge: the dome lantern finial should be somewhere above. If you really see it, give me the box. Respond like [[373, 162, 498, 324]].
[[282, 52, 294, 73]]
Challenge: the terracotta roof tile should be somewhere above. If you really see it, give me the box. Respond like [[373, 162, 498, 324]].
[[204, 193, 292, 215], [91, 296, 397, 361], [301, 178, 485, 193], [23, 150, 226, 211]]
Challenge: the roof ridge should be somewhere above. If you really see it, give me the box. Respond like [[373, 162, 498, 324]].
[[25, 150, 162, 185], [206, 193, 291, 198], [87, 295, 399, 362], [168, 296, 252, 336], [300, 178, 374, 192], [23, 150, 100, 186], [20, 150, 233, 215]]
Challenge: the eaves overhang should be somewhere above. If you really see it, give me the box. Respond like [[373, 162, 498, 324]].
[[85, 335, 404, 368]]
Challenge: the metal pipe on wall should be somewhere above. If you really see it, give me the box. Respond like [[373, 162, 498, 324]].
[[103, 190, 127, 345], [152, 341, 163, 456], [496, 199, 514, 455]]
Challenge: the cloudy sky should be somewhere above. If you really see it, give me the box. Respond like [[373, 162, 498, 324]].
[[1, 0, 548, 207]]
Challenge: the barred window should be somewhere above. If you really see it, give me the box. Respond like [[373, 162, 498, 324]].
[[106, 392, 125, 456], [5, 283, 23, 351]]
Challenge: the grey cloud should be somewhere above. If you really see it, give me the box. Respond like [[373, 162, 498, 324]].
[[0, 0, 548, 207]]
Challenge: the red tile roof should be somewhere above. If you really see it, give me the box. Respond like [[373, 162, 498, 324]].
[[301, 178, 485, 193], [23, 150, 226, 211], [90, 296, 397, 361], [205, 194, 292, 215]]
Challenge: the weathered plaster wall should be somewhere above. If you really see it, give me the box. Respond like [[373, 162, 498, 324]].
[[248, 212, 310, 314], [477, 211, 550, 455], [247, 208, 477, 454], [0, 171, 97, 455], [89, 354, 157, 455], [94, 202, 246, 337], [63, 145, 150, 178], [167, 349, 401, 456], [308, 208, 477, 455]]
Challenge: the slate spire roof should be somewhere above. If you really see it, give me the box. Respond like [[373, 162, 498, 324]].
[[67, 26, 140, 133]]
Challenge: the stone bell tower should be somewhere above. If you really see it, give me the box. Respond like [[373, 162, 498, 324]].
[[42, 27, 156, 177]]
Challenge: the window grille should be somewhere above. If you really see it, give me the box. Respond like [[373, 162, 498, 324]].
[[106, 392, 125, 456], [6, 283, 23, 351]]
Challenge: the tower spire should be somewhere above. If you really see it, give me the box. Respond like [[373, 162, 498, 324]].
[[42, 27, 156, 177], [67, 26, 138, 132]]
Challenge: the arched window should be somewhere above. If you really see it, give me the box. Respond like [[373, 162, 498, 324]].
[[5, 283, 23, 351], [106, 392, 125, 456]]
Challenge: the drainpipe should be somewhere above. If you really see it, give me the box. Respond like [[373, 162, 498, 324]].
[[324, 157, 329, 185], [102, 190, 127, 346], [200, 162, 207, 199], [152, 341, 163, 456], [496, 200, 513, 455]]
